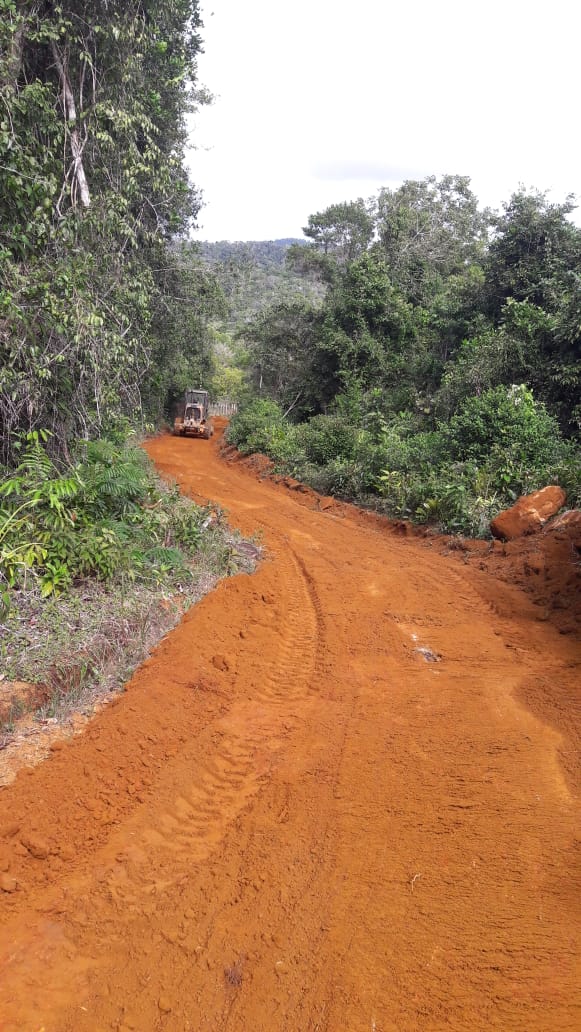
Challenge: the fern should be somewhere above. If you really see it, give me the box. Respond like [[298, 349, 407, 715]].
[[1, 433, 208, 596], [80, 447, 152, 517], [15, 444, 55, 481], [144, 546, 188, 578]]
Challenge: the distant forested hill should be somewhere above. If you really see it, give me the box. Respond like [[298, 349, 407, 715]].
[[198, 239, 325, 330], [200, 239, 303, 268]]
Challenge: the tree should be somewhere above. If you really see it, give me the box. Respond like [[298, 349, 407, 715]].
[[485, 189, 581, 315], [484, 191, 581, 430], [241, 300, 325, 418], [374, 175, 490, 304], [315, 252, 417, 404], [145, 244, 227, 421], [302, 199, 374, 264], [0, 0, 209, 459]]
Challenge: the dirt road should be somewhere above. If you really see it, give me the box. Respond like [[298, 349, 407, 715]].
[[1, 424, 580, 1031]]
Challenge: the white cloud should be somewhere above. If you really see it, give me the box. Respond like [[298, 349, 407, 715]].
[[187, 0, 581, 239]]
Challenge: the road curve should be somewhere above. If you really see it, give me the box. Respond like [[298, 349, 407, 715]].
[[0, 424, 579, 1031]]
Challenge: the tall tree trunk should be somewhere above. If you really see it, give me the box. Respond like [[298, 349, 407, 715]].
[[50, 40, 91, 208]]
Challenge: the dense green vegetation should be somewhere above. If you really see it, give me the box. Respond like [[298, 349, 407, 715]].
[[0, 2, 247, 710], [195, 239, 325, 403], [1, 431, 214, 607], [228, 177, 581, 535], [0, 0, 221, 459]]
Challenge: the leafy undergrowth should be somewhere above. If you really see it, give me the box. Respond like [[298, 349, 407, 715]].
[[0, 434, 259, 741], [226, 393, 581, 537]]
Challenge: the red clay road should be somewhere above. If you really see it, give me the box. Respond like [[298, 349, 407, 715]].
[[0, 423, 579, 1031]]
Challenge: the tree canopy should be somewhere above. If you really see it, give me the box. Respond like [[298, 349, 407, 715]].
[[229, 176, 580, 535], [236, 176, 581, 436], [0, 0, 214, 460]]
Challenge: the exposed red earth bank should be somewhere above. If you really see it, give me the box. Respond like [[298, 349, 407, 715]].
[[0, 419, 579, 1031]]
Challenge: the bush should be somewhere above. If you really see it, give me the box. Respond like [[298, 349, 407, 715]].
[[373, 386, 568, 534], [226, 399, 285, 453], [295, 414, 359, 466], [0, 431, 223, 607], [442, 384, 562, 465], [298, 457, 370, 498], [551, 451, 581, 508], [377, 461, 500, 535], [480, 437, 581, 504]]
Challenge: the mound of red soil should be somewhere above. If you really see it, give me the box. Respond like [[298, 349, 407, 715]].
[[438, 522, 580, 634]]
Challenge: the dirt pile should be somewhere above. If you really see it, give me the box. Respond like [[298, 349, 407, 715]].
[[438, 519, 580, 634]]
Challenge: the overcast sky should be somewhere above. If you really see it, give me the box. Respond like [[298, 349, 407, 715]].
[[186, 0, 580, 241]]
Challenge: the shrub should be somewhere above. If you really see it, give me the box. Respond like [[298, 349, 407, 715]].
[[295, 414, 359, 466], [377, 461, 500, 535], [442, 384, 562, 465], [244, 422, 295, 462], [226, 399, 285, 452], [298, 457, 370, 498], [0, 432, 224, 604]]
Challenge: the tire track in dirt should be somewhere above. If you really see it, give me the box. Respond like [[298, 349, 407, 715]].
[[133, 542, 323, 872]]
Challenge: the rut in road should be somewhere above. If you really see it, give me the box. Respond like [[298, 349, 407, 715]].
[[0, 422, 579, 1032], [141, 544, 323, 867]]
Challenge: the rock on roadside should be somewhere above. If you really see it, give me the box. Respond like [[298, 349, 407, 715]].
[[490, 486, 566, 541]]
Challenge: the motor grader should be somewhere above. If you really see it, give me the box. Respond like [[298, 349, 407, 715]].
[[173, 389, 214, 439]]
